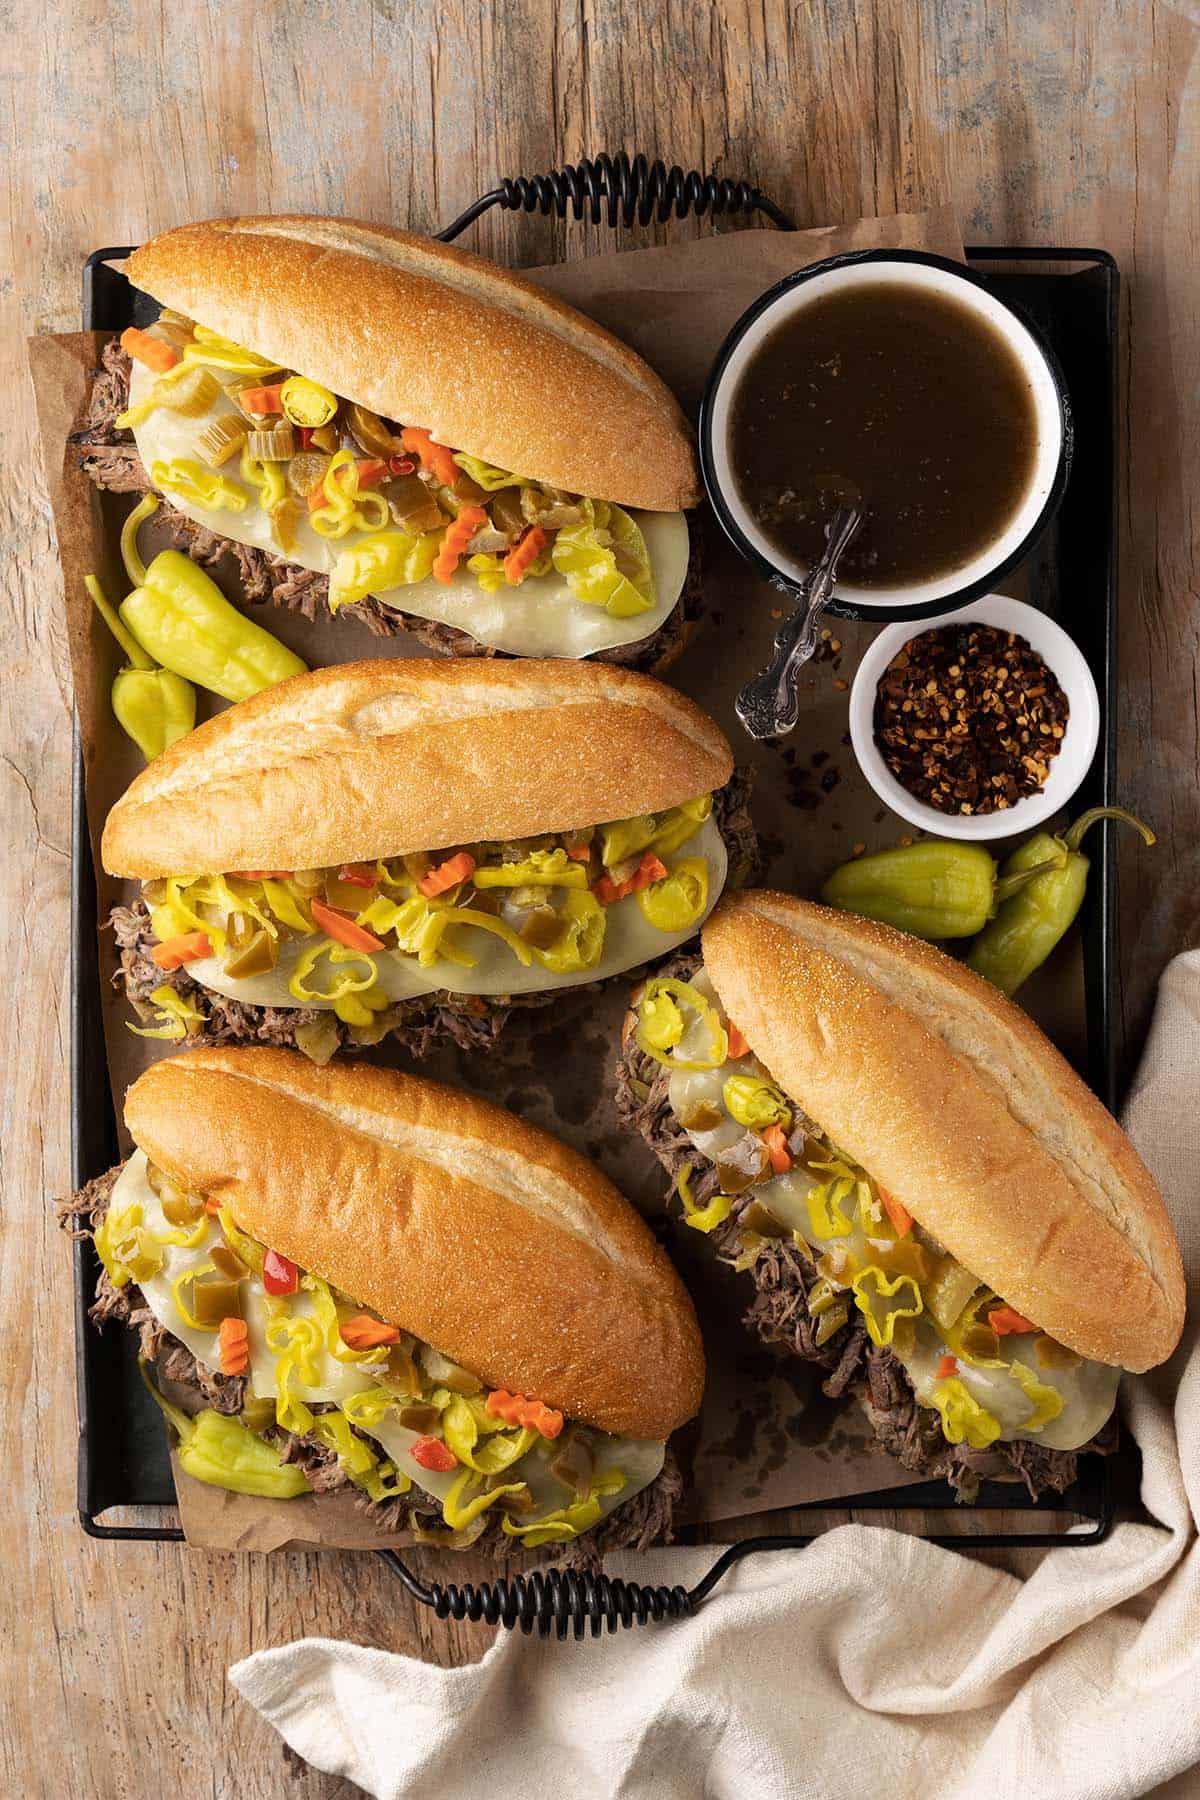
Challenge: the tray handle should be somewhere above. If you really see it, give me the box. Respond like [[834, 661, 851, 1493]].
[[377, 1536, 793, 1640], [437, 151, 794, 242]]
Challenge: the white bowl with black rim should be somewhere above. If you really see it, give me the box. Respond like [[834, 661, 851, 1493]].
[[848, 594, 1100, 840], [698, 249, 1073, 622]]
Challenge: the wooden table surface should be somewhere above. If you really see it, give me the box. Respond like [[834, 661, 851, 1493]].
[[4, 2, 1197, 1793]]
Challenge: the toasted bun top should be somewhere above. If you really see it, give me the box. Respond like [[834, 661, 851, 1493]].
[[124, 1047, 704, 1440], [701, 892, 1184, 1372], [102, 657, 733, 879], [126, 216, 700, 512]]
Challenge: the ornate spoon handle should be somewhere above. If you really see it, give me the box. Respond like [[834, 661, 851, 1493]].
[[735, 505, 862, 740]]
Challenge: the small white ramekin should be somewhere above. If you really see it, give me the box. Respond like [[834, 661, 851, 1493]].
[[848, 594, 1100, 841]]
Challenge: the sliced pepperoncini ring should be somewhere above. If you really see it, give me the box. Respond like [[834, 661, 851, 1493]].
[[635, 977, 728, 1070], [637, 856, 710, 932]]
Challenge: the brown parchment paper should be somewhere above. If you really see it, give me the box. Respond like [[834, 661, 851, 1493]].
[[36, 204, 1082, 1556]]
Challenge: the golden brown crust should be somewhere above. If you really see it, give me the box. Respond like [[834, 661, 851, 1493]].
[[701, 891, 1185, 1372], [124, 1047, 704, 1440], [101, 657, 733, 879], [126, 216, 701, 512]]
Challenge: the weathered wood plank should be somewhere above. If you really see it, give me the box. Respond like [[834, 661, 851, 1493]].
[[3, 3, 1193, 1791]]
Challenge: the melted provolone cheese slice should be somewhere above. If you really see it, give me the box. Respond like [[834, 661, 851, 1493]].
[[358, 1415, 665, 1519], [128, 361, 690, 658], [666, 969, 1120, 1452], [186, 816, 727, 1010], [117, 1152, 373, 1404], [113, 1151, 667, 1513]]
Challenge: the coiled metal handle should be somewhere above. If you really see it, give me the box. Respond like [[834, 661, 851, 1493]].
[[378, 1537, 806, 1637], [379, 1550, 693, 1639], [437, 153, 794, 242]]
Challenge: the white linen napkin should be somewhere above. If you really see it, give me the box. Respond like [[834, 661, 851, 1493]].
[[230, 952, 1200, 1800]]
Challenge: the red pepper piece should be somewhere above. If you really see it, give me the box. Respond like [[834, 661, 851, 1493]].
[[410, 1436, 458, 1472], [355, 458, 390, 489], [338, 862, 378, 888], [262, 1248, 299, 1296]]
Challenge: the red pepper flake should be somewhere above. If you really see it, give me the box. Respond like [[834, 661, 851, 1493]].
[[388, 454, 417, 476], [872, 624, 1069, 816]]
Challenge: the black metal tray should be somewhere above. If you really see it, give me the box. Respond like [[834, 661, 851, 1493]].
[[70, 230, 1119, 1563]]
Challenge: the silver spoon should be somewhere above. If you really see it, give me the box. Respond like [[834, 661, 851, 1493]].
[[735, 504, 863, 740]]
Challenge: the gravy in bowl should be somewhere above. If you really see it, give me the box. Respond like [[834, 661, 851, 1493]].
[[727, 281, 1040, 589]]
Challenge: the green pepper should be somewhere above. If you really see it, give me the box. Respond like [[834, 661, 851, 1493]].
[[821, 840, 1064, 939], [966, 807, 1155, 995], [141, 1368, 312, 1498], [120, 549, 307, 702], [86, 573, 196, 760]]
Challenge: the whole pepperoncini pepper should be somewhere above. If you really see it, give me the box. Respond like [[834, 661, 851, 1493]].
[[85, 573, 196, 761], [967, 807, 1155, 995], [820, 839, 1063, 940], [141, 1366, 311, 1498], [119, 549, 307, 702]]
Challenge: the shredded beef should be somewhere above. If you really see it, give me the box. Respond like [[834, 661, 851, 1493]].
[[75, 340, 702, 671], [613, 1016, 1112, 1503], [859, 1346, 1098, 1502], [55, 1162, 122, 1237]]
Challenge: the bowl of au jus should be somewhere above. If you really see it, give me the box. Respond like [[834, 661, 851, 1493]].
[[698, 249, 1072, 619]]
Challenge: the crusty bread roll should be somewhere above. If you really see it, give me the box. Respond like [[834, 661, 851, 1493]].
[[124, 1047, 704, 1440], [126, 216, 700, 513], [102, 657, 733, 879], [701, 891, 1185, 1371]]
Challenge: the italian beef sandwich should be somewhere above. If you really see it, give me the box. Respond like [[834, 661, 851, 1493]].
[[59, 1048, 704, 1554], [615, 890, 1184, 1501], [103, 656, 757, 1062], [74, 215, 703, 670]]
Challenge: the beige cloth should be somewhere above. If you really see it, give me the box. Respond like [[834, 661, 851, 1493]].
[[230, 954, 1200, 1800]]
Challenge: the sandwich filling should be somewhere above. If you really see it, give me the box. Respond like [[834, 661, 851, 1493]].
[[80, 1149, 666, 1548], [623, 967, 1120, 1491], [118, 320, 690, 659], [128, 795, 728, 1061]]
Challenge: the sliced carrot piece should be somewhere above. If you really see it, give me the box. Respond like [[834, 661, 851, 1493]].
[[309, 899, 384, 952], [418, 851, 476, 897], [988, 1305, 1038, 1335], [218, 1316, 250, 1377], [120, 326, 179, 373], [400, 426, 459, 488], [485, 1389, 564, 1438], [593, 851, 669, 906], [762, 1124, 793, 1174], [238, 384, 286, 415], [879, 1188, 914, 1237], [339, 1314, 401, 1350], [503, 525, 549, 586], [432, 505, 488, 584], [151, 931, 212, 970]]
